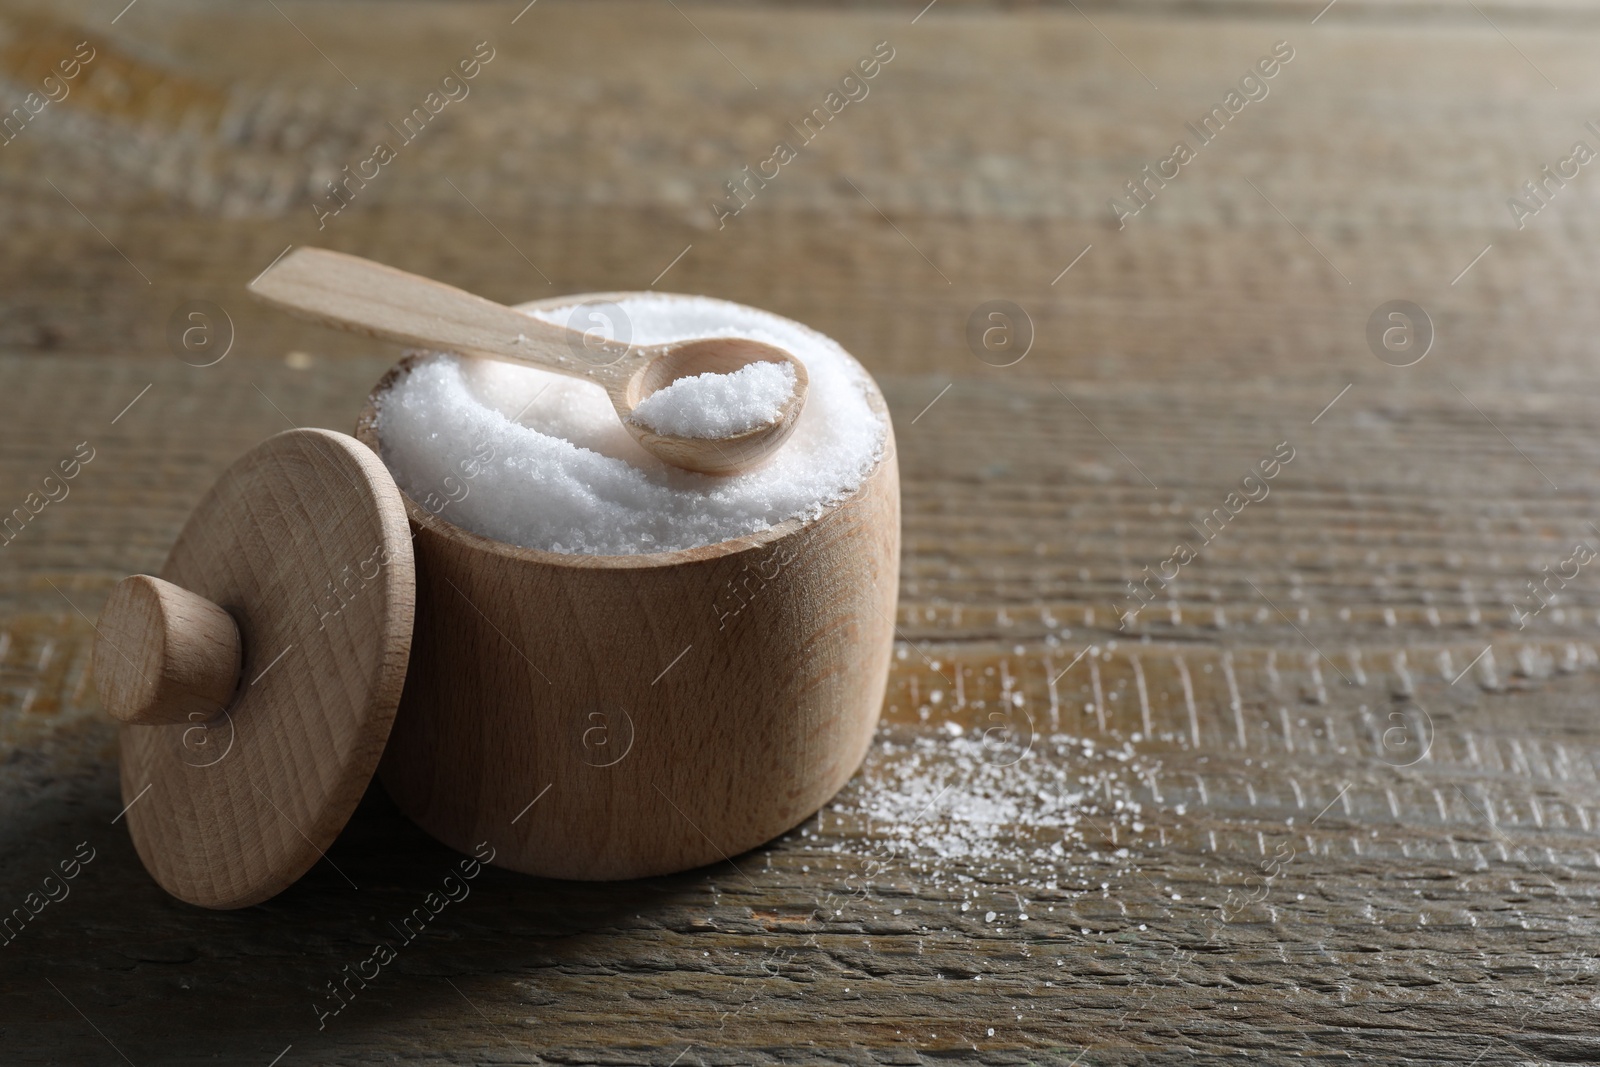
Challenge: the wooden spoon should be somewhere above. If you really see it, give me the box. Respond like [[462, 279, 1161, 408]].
[[249, 247, 809, 475]]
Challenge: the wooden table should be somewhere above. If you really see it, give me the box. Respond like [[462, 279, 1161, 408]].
[[4, 1, 1600, 1062]]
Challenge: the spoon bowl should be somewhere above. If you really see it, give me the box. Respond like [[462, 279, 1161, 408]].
[[623, 339, 809, 475]]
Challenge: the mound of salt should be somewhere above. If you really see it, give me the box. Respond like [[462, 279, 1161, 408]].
[[376, 294, 885, 556]]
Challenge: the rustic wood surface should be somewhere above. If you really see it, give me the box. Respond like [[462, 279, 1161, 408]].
[[3, 0, 1600, 1063]]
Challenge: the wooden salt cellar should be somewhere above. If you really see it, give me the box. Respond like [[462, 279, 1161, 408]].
[[92, 291, 899, 906]]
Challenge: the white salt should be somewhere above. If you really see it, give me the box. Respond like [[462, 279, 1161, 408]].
[[628, 360, 796, 439], [375, 294, 886, 555]]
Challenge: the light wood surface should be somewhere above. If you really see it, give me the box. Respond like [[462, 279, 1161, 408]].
[[92, 574, 242, 727], [5, 0, 1600, 1063], [359, 338, 898, 881], [117, 429, 416, 909], [253, 248, 809, 474]]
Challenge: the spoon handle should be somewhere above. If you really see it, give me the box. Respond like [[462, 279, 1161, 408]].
[[248, 248, 638, 390]]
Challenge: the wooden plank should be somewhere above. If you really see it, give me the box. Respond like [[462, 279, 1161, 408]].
[[3, 2, 1600, 391]]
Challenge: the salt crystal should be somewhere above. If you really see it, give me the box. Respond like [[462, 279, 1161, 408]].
[[375, 294, 886, 555], [629, 360, 796, 438]]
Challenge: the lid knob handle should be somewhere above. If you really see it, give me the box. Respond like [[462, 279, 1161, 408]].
[[92, 575, 242, 726]]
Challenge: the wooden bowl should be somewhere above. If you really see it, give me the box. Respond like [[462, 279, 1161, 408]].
[[354, 293, 900, 880]]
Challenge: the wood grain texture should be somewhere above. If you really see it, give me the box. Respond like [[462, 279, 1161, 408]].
[[3, 0, 1600, 1063], [357, 323, 897, 880], [6, 357, 1600, 1063], [118, 429, 416, 909]]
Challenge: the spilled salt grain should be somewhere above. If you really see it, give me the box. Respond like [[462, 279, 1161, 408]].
[[629, 360, 796, 438], [375, 294, 885, 555], [813, 731, 1158, 896]]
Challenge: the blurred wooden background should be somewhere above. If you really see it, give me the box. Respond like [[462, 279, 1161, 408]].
[[4, 1, 1600, 1063]]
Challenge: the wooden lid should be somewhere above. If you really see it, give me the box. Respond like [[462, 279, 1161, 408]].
[[98, 429, 415, 909]]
